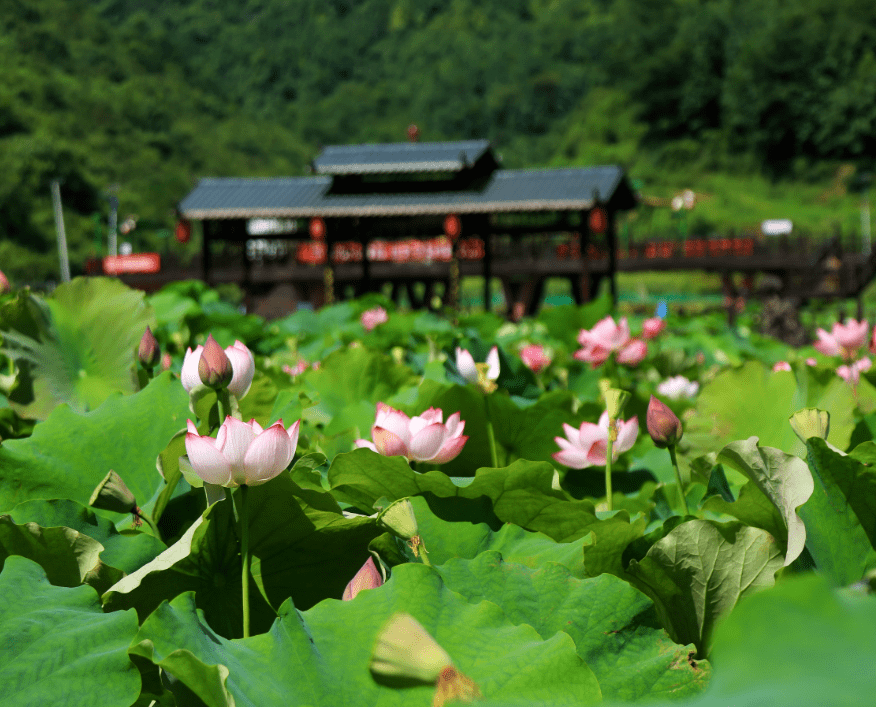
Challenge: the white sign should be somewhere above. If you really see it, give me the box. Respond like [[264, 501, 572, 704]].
[[762, 219, 793, 235], [247, 218, 298, 235]]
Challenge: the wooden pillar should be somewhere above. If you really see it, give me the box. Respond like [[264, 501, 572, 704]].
[[449, 243, 460, 311], [241, 237, 252, 313], [359, 220, 371, 297], [482, 228, 492, 313], [578, 210, 592, 303], [202, 220, 213, 286], [606, 207, 618, 307], [323, 227, 335, 305]]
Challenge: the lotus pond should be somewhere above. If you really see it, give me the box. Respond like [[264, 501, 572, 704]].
[[1, 277, 875, 707]]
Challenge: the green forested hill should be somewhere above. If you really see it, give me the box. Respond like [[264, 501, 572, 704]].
[[3, 0, 876, 284]]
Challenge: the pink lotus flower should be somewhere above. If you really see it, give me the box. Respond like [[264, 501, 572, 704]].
[[520, 344, 551, 373], [806, 357, 817, 366], [343, 556, 384, 601], [837, 357, 872, 386], [656, 375, 699, 400], [616, 339, 647, 366], [772, 361, 792, 372], [355, 403, 468, 464], [0, 270, 9, 294], [642, 317, 666, 340], [184, 416, 300, 487], [456, 346, 500, 392], [814, 320, 869, 360], [553, 411, 639, 468], [574, 316, 646, 368], [283, 360, 309, 378], [182, 338, 255, 398], [361, 306, 388, 331]]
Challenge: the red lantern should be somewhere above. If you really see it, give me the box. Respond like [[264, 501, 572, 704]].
[[175, 219, 191, 243], [443, 214, 461, 241], [588, 207, 607, 234], [309, 217, 326, 240]]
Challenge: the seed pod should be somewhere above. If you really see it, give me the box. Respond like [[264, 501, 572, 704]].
[[789, 408, 830, 443], [370, 613, 452, 684], [89, 470, 137, 515], [377, 497, 418, 540]]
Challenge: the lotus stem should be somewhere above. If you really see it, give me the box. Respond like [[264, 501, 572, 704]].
[[486, 419, 498, 468], [137, 510, 163, 543], [604, 433, 614, 512], [668, 444, 690, 515], [240, 484, 251, 639]]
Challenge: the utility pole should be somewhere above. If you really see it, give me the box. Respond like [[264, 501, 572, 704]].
[[51, 179, 71, 282], [107, 194, 119, 257]]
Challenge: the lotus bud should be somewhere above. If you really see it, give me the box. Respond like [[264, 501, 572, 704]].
[[377, 497, 418, 540], [89, 470, 137, 515], [604, 388, 631, 420], [138, 326, 161, 370], [197, 334, 233, 389], [790, 408, 830, 443], [646, 395, 683, 449], [0, 270, 10, 294], [342, 556, 384, 601]]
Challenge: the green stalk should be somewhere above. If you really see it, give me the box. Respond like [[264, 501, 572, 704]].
[[225, 487, 239, 525], [240, 484, 251, 639], [668, 445, 690, 516], [216, 388, 231, 430], [137, 511, 163, 544], [604, 433, 614, 512], [486, 419, 499, 468]]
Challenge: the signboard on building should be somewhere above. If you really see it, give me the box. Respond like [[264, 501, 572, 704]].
[[103, 253, 161, 275]]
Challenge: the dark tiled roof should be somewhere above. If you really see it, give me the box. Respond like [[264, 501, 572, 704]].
[[178, 166, 633, 219], [313, 140, 492, 174]]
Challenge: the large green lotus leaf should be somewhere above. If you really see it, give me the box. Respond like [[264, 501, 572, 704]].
[[536, 296, 612, 343], [4, 499, 164, 574], [706, 437, 813, 565], [487, 390, 587, 465], [329, 450, 599, 541], [302, 346, 419, 434], [105, 475, 382, 637], [437, 552, 709, 702], [798, 438, 876, 585], [580, 513, 651, 578], [625, 520, 784, 657], [680, 575, 876, 707], [130, 563, 602, 707], [405, 495, 589, 575], [0, 371, 190, 512], [0, 277, 154, 419], [685, 361, 855, 468], [0, 514, 122, 594], [0, 556, 140, 707]]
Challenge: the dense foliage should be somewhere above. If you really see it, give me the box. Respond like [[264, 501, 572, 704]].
[[2, 278, 876, 704], [3, 0, 875, 282]]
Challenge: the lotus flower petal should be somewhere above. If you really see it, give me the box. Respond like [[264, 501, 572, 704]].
[[430, 435, 469, 464], [225, 340, 255, 398], [408, 422, 451, 461], [242, 422, 293, 485], [180, 346, 204, 392], [185, 433, 232, 485], [455, 347, 478, 382], [373, 427, 410, 457], [485, 346, 500, 380]]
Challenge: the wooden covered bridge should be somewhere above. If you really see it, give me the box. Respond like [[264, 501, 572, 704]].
[[101, 138, 876, 318], [174, 139, 636, 316]]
